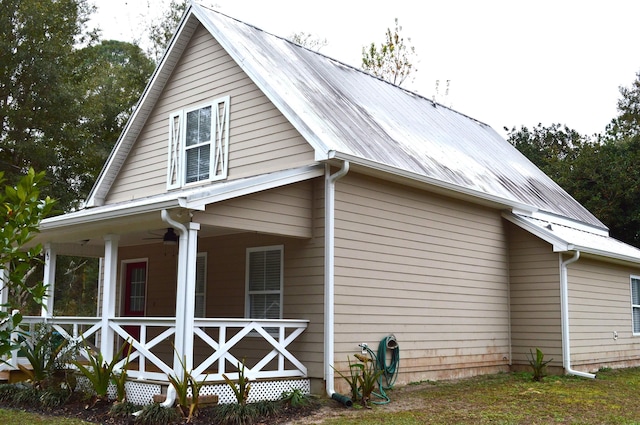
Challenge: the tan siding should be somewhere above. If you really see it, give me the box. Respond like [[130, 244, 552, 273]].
[[193, 180, 313, 238], [567, 257, 640, 370], [105, 24, 314, 204], [332, 174, 511, 386], [507, 223, 563, 367]]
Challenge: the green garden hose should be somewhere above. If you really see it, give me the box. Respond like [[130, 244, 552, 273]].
[[363, 335, 400, 405]]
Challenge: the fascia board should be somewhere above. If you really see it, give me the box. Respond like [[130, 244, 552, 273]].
[[502, 212, 570, 251], [41, 198, 186, 230]]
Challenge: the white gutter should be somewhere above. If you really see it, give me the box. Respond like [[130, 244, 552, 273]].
[[560, 251, 596, 379], [160, 209, 189, 407], [324, 161, 349, 397]]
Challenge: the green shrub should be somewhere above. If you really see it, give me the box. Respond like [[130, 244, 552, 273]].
[[0, 383, 19, 402], [213, 402, 260, 425], [134, 402, 181, 425], [280, 388, 312, 408], [73, 339, 128, 405], [109, 400, 142, 418], [39, 387, 71, 410], [18, 324, 76, 390], [166, 351, 206, 421], [527, 347, 553, 382], [222, 359, 251, 406]]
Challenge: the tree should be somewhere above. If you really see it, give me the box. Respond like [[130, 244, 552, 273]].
[[506, 123, 588, 189], [0, 169, 55, 357], [507, 123, 640, 248], [289, 32, 328, 51], [146, 0, 188, 63], [606, 70, 640, 141], [0, 0, 97, 210], [0, 1, 155, 211], [361, 18, 417, 86], [71, 40, 155, 202]]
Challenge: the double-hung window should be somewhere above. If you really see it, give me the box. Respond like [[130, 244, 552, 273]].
[[632, 276, 640, 334], [167, 96, 230, 189], [245, 246, 283, 322]]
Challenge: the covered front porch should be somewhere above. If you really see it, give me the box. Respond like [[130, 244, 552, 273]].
[[6, 173, 326, 403]]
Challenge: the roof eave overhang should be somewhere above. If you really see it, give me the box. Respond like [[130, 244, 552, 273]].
[[326, 150, 537, 213], [503, 212, 640, 266], [43, 164, 324, 232], [41, 197, 188, 231]]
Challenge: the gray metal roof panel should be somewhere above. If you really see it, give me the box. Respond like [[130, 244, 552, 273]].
[[194, 4, 604, 229]]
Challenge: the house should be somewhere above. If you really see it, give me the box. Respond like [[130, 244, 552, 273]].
[[13, 2, 640, 404]]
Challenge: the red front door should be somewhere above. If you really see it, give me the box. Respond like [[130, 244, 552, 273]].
[[123, 261, 146, 349]]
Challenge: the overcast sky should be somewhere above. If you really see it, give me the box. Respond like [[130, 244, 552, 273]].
[[92, 0, 640, 138]]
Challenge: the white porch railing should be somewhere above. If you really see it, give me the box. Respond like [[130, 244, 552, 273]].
[[110, 317, 176, 381], [191, 318, 309, 381], [3, 316, 308, 383]]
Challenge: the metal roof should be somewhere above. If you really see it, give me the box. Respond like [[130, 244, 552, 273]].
[[87, 3, 605, 231], [194, 3, 605, 230]]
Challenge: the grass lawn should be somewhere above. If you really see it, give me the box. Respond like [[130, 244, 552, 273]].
[[0, 408, 91, 424], [316, 368, 640, 425], [3, 368, 640, 424]]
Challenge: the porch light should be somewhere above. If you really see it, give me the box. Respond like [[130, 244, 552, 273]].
[[163, 228, 178, 245]]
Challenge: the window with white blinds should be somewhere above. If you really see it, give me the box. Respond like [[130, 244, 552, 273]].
[[195, 253, 207, 318], [632, 276, 640, 334], [246, 246, 283, 320]]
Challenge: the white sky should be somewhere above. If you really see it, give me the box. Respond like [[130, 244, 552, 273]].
[[91, 0, 640, 138]]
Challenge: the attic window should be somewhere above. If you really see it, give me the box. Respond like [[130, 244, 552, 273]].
[[167, 96, 230, 189]]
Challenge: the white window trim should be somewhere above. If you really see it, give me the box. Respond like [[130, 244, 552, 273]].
[[167, 95, 230, 189], [195, 252, 207, 318], [245, 245, 284, 320], [631, 275, 640, 335]]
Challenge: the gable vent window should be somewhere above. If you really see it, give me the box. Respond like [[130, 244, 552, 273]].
[[632, 276, 640, 334], [246, 246, 283, 322], [167, 96, 230, 189]]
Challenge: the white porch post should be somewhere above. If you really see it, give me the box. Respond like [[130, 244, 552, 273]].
[[183, 222, 200, 371], [41, 243, 56, 318], [100, 234, 119, 363], [161, 210, 189, 380]]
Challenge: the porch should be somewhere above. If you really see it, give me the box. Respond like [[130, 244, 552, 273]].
[[2, 314, 309, 404]]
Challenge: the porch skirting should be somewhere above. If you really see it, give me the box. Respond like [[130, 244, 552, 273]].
[[82, 377, 311, 406]]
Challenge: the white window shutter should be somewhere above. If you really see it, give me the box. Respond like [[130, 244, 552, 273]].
[[167, 111, 183, 189], [211, 96, 230, 181]]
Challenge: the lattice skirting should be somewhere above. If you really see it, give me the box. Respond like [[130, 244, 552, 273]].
[[76, 376, 310, 406], [201, 378, 311, 404], [76, 376, 162, 405]]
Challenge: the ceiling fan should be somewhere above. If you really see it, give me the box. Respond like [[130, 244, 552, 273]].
[[144, 228, 178, 245]]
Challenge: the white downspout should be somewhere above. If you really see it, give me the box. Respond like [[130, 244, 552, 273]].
[[560, 250, 596, 379], [324, 160, 349, 397], [160, 209, 189, 407]]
